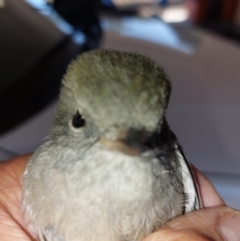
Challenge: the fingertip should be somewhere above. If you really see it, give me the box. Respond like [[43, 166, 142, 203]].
[[219, 209, 240, 241], [0, 154, 32, 183], [191, 165, 225, 207]]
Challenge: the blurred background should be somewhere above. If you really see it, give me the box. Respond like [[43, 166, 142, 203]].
[[0, 0, 240, 208]]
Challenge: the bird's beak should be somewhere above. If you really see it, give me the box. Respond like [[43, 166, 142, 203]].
[[100, 129, 150, 157]]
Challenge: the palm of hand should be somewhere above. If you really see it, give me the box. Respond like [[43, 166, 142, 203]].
[[0, 155, 227, 241]]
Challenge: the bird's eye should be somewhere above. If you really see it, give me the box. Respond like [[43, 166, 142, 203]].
[[72, 111, 85, 128]]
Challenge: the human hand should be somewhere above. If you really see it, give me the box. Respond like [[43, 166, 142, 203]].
[[0, 154, 33, 241], [0, 155, 239, 241]]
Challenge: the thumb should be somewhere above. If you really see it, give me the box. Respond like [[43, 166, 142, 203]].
[[143, 206, 240, 241], [219, 207, 240, 241]]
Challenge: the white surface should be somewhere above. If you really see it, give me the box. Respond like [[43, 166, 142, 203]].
[[102, 17, 196, 53]]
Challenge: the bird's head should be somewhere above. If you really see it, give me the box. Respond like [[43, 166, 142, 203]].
[[50, 49, 171, 156]]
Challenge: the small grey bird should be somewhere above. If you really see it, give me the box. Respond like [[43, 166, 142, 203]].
[[22, 49, 201, 241]]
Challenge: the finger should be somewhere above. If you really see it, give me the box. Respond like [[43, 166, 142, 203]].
[[0, 154, 32, 213], [0, 154, 33, 239], [0, 153, 32, 184], [192, 166, 225, 207], [144, 206, 240, 241]]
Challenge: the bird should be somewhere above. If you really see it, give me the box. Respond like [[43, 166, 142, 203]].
[[22, 49, 201, 241]]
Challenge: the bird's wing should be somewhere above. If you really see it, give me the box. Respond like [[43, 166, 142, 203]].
[[175, 143, 202, 212]]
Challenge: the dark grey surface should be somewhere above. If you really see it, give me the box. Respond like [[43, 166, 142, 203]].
[[0, 0, 82, 134], [0, 0, 65, 91]]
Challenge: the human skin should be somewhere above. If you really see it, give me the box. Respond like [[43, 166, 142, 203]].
[[0, 154, 239, 241]]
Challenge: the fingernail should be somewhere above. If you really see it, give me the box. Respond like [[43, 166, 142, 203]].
[[219, 210, 240, 241]]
